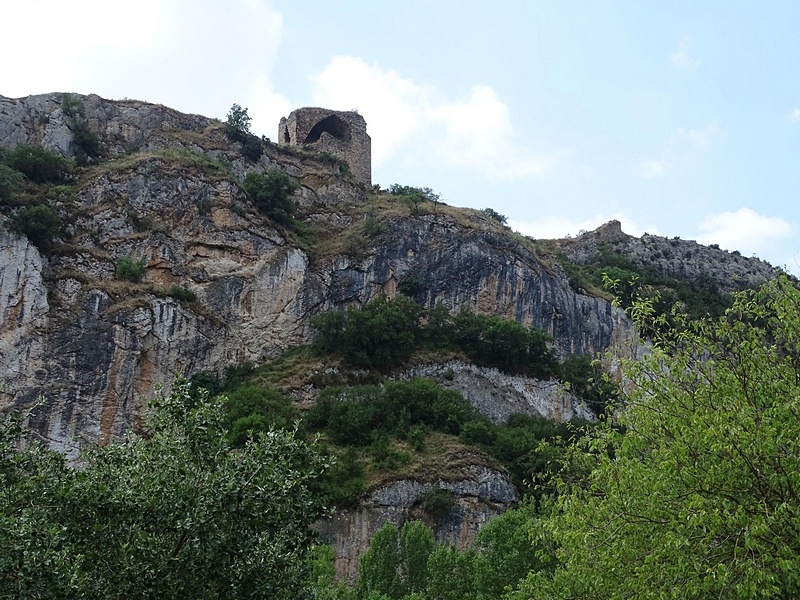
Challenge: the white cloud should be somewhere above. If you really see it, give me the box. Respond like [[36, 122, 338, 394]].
[[696, 207, 795, 256], [790, 109, 800, 124], [634, 123, 719, 179], [310, 56, 558, 179], [634, 159, 669, 179], [0, 0, 289, 137], [310, 56, 432, 165], [670, 36, 702, 69], [508, 213, 659, 240]]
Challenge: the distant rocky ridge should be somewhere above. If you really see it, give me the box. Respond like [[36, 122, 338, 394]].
[[554, 219, 779, 294]]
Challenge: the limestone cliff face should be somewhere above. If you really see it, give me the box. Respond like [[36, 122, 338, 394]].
[[400, 360, 594, 424], [2, 92, 774, 571], [317, 464, 518, 580], [0, 93, 635, 455]]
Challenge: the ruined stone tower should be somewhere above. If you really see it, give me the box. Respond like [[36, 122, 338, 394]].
[[278, 108, 371, 185]]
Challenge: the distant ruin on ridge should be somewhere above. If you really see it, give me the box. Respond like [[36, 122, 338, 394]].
[[278, 107, 371, 186]]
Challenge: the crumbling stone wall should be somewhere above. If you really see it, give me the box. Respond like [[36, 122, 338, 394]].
[[279, 107, 371, 185]]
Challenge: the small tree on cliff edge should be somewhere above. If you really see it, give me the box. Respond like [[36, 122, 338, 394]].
[[225, 103, 252, 136]]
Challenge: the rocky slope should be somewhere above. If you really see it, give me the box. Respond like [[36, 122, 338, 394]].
[[0, 92, 638, 454], [0, 93, 779, 569]]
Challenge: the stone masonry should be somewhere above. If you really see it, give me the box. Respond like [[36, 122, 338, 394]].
[[278, 107, 371, 186]]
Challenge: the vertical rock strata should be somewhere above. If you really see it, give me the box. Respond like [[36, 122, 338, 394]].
[[0, 93, 637, 454]]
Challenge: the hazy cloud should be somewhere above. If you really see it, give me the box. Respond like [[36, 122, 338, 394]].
[[634, 123, 719, 179], [670, 36, 702, 69], [696, 207, 795, 257], [0, 0, 288, 136], [790, 109, 800, 124], [311, 56, 558, 179], [634, 159, 669, 179]]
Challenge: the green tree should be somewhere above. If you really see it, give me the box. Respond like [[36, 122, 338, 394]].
[[425, 545, 477, 600], [389, 184, 440, 216], [356, 522, 403, 599], [226, 103, 252, 135], [61, 94, 103, 165], [518, 276, 800, 599], [0, 164, 24, 203], [224, 104, 264, 161], [474, 501, 551, 599], [312, 296, 424, 372], [6, 144, 70, 183], [0, 384, 329, 599], [243, 170, 299, 225], [481, 207, 507, 225], [399, 520, 435, 594], [222, 385, 301, 447], [12, 204, 62, 250]]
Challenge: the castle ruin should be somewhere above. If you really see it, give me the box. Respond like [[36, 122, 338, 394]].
[[278, 108, 371, 186]]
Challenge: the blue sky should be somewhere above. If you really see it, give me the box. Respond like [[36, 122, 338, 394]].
[[3, 1, 799, 272]]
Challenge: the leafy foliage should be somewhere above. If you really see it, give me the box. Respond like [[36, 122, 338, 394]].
[[243, 170, 299, 225], [481, 207, 507, 225], [313, 502, 555, 599], [225, 104, 264, 161], [115, 256, 147, 282], [222, 385, 301, 447], [165, 284, 197, 302], [460, 413, 589, 493], [388, 184, 440, 215], [520, 276, 800, 599], [226, 103, 252, 135], [0, 163, 24, 203], [5, 144, 70, 183], [0, 384, 329, 598], [12, 204, 62, 249], [61, 94, 103, 165], [559, 244, 734, 320], [308, 378, 477, 446], [311, 296, 425, 372], [312, 298, 560, 378]]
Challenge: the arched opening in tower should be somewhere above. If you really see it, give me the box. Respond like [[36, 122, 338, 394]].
[[303, 114, 350, 144], [282, 126, 290, 143]]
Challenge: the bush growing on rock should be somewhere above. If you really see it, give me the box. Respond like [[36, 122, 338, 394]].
[[12, 204, 62, 249], [243, 170, 298, 225], [0, 164, 24, 203], [6, 144, 70, 183], [115, 256, 147, 282]]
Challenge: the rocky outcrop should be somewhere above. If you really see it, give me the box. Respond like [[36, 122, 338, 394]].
[[557, 219, 779, 293], [315, 464, 517, 580], [0, 93, 637, 454], [400, 360, 594, 423]]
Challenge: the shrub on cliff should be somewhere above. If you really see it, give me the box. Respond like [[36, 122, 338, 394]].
[[0, 164, 24, 203], [225, 104, 263, 161], [243, 170, 298, 226], [6, 144, 70, 183], [115, 256, 146, 282], [311, 296, 424, 371], [12, 204, 62, 250]]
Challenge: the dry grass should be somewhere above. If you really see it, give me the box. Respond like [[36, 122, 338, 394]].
[[85, 148, 233, 180], [365, 432, 502, 489], [250, 345, 333, 390]]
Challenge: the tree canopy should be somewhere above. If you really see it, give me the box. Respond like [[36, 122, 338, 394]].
[[515, 276, 800, 599], [0, 384, 329, 599]]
